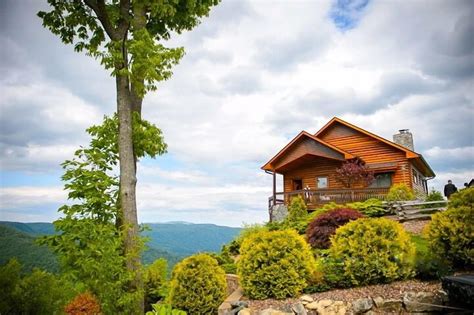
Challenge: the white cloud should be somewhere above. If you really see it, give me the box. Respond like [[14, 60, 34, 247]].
[[1, 0, 473, 225], [0, 186, 65, 209]]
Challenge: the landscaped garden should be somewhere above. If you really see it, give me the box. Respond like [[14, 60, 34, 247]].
[[213, 185, 473, 314]]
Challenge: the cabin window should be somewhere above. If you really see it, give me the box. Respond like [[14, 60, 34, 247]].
[[413, 170, 418, 184], [316, 177, 328, 189], [370, 173, 392, 188]]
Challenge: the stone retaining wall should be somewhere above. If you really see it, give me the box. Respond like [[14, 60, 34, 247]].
[[218, 275, 463, 314]]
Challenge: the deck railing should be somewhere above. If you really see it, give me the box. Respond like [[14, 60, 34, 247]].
[[268, 187, 390, 210]]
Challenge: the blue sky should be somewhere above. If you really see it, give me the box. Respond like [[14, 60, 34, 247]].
[[0, 0, 473, 227]]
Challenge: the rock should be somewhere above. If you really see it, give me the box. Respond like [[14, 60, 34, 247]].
[[442, 275, 474, 309], [232, 301, 249, 308], [292, 302, 307, 315], [270, 204, 288, 222], [403, 291, 442, 312], [372, 296, 384, 308], [318, 299, 334, 308], [258, 308, 293, 315], [238, 308, 252, 315], [332, 301, 344, 307], [300, 294, 314, 303], [335, 306, 346, 315], [305, 302, 319, 310], [375, 299, 403, 313], [352, 298, 373, 314]]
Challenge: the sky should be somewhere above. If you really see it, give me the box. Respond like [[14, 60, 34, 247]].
[[0, 0, 473, 227]]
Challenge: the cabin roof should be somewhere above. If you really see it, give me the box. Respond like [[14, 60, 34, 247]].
[[262, 117, 435, 177], [314, 117, 435, 177], [261, 131, 354, 171]]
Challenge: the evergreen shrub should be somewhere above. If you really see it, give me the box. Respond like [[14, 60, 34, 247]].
[[423, 189, 445, 209], [146, 303, 186, 315], [145, 258, 168, 311], [168, 254, 226, 315], [237, 229, 316, 299], [306, 208, 363, 249], [347, 198, 386, 217], [329, 218, 416, 286], [287, 195, 307, 222], [386, 183, 415, 201], [426, 189, 474, 267], [65, 292, 102, 315]]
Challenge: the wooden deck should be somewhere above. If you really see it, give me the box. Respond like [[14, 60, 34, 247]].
[[268, 187, 390, 210]]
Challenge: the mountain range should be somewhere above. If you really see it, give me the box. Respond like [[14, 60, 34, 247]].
[[0, 221, 241, 273]]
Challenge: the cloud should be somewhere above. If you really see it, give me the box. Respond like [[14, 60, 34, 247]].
[[1, 0, 473, 225]]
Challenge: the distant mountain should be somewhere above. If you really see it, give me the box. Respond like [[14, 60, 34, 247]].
[[0, 225, 59, 273], [0, 221, 241, 272], [143, 223, 242, 256]]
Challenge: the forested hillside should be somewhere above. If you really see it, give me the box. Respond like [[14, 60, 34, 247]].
[[0, 221, 241, 272], [0, 225, 59, 273]]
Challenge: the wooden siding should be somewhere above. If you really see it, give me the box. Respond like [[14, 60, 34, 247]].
[[283, 158, 343, 192], [317, 122, 413, 189], [273, 137, 344, 171]]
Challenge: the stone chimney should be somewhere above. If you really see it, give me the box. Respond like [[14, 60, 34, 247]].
[[393, 129, 414, 151]]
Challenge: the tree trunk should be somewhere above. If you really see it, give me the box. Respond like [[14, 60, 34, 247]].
[[116, 73, 143, 314]]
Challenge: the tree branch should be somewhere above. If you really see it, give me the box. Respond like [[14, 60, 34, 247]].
[[83, 0, 120, 40]]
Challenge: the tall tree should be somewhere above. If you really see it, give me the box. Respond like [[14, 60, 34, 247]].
[[38, 1, 219, 312]]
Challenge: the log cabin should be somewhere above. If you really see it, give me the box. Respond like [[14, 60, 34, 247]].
[[262, 117, 435, 210]]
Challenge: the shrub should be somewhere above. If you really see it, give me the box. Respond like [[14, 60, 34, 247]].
[[146, 303, 186, 315], [449, 187, 474, 208], [411, 235, 451, 280], [347, 198, 386, 217], [329, 218, 416, 286], [237, 229, 316, 299], [423, 189, 445, 208], [145, 258, 168, 311], [227, 224, 268, 255], [287, 195, 307, 222], [386, 183, 415, 201], [168, 254, 226, 315], [425, 205, 474, 267], [65, 292, 102, 315], [306, 208, 363, 249]]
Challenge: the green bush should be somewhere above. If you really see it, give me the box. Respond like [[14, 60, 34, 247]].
[[449, 187, 474, 208], [146, 303, 186, 315], [168, 254, 226, 315], [423, 189, 445, 209], [145, 258, 169, 311], [411, 235, 451, 280], [386, 183, 415, 201], [328, 218, 416, 286], [237, 229, 316, 299], [347, 198, 386, 217], [287, 195, 307, 222], [267, 203, 336, 235], [425, 205, 474, 267], [226, 224, 268, 255]]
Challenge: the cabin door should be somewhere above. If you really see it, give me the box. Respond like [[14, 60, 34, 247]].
[[292, 179, 303, 191]]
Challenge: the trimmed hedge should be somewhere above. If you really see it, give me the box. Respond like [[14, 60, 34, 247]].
[[386, 183, 415, 201], [237, 229, 316, 299], [306, 208, 363, 249], [425, 188, 474, 267], [168, 254, 226, 315], [328, 218, 416, 286]]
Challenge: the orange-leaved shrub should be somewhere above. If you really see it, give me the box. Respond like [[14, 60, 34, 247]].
[[306, 208, 363, 249], [64, 291, 101, 315]]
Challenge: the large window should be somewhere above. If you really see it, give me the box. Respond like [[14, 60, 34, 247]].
[[316, 176, 328, 189], [370, 173, 392, 188]]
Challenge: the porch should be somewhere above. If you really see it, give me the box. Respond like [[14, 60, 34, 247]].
[[268, 187, 390, 211]]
